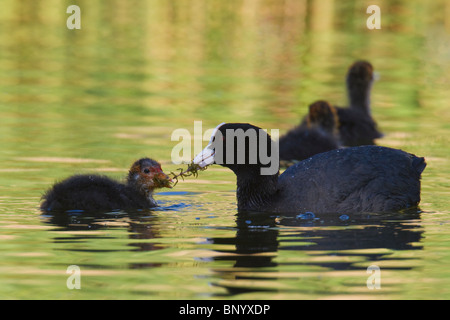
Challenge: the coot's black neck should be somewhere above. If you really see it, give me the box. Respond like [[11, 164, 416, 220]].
[[235, 171, 279, 211], [347, 78, 372, 115]]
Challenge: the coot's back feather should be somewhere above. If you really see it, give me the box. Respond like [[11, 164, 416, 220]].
[[276, 146, 425, 213]]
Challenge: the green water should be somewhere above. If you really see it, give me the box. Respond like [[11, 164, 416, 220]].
[[0, 0, 449, 300]]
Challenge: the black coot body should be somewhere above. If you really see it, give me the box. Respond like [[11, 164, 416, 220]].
[[336, 60, 383, 146], [276, 146, 426, 213], [41, 158, 171, 213], [193, 123, 426, 214], [279, 101, 341, 163]]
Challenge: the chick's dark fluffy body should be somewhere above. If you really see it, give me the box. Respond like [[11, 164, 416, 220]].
[[41, 158, 164, 213]]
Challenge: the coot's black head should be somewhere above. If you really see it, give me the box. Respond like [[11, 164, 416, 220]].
[[346, 60, 374, 85], [127, 158, 172, 193], [193, 123, 279, 177], [193, 123, 280, 211], [306, 100, 339, 135]]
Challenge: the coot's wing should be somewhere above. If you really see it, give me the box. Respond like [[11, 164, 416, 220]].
[[276, 146, 425, 213]]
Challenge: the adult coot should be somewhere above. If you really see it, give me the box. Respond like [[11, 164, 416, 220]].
[[279, 100, 341, 164], [336, 60, 383, 146], [193, 123, 426, 214], [41, 158, 172, 213]]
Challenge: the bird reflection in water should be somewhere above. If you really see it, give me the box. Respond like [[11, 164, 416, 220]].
[[208, 208, 423, 296]]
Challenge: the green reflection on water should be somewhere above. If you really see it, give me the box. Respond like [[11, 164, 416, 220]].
[[0, 0, 449, 299]]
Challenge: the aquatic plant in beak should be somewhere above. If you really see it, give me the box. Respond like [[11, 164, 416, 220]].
[[168, 124, 226, 186], [169, 162, 208, 187]]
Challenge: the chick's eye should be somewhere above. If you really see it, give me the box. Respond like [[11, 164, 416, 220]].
[[143, 168, 150, 174]]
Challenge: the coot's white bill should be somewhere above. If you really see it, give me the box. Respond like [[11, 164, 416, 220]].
[[192, 122, 225, 168], [193, 144, 215, 168]]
